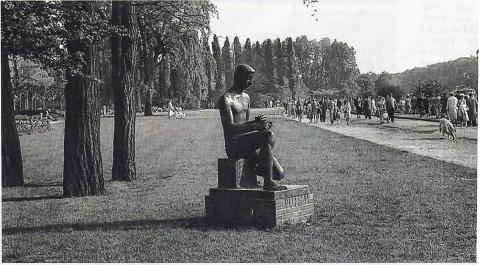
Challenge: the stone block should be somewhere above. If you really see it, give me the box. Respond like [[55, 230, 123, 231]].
[[205, 185, 314, 227], [217, 158, 244, 188]]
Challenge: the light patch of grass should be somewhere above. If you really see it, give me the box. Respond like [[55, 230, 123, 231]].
[[2, 109, 476, 262]]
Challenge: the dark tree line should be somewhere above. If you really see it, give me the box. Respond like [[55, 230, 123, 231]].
[[355, 56, 478, 100], [210, 35, 359, 107]]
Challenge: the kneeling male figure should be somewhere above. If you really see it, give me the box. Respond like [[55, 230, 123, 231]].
[[218, 64, 286, 191]]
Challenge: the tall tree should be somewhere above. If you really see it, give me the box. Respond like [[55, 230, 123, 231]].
[[1, 1, 65, 187], [212, 34, 224, 96], [137, 13, 154, 116], [263, 39, 274, 86], [273, 38, 285, 86], [202, 33, 216, 104], [111, 2, 137, 181], [323, 40, 359, 96], [62, 1, 105, 196], [242, 38, 252, 66], [222, 37, 233, 87], [1, 47, 23, 187], [159, 54, 172, 102], [285, 37, 299, 98], [233, 36, 242, 66]]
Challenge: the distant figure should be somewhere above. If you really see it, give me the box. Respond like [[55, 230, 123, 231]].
[[377, 96, 387, 123], [329, 98, 338, 124], [417, 94, 425, 117], [362, 96, 372, 119], [440, 92, 448, 118], [457, 94, 469, 127], [446, 92, 458, 124], [466, 93, 477, 127], [295, 99, 303, 122], [405, 95, 411, 114], [385, 93, 397, 123], [167, 99, 175, 119], [320, 98, 327, 122], [354, 97, 362, 118]]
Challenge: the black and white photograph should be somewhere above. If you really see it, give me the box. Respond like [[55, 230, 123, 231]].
[[1, 0, 478, 262]]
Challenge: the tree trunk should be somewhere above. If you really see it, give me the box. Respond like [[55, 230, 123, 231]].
[[62, 2, 104, 197], [1, 47, 24, 187], [111, 2, 137, 181], [159, 57, 171, 105]]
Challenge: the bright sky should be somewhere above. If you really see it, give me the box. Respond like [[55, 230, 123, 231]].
[[209, 0, 478, 74]]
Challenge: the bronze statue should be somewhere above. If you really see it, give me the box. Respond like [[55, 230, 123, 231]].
[[218, 64, 287, 191]]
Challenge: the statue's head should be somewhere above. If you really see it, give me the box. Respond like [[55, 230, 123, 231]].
[[233, 64, 255, 91]]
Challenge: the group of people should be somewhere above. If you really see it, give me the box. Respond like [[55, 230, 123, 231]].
[[399, 92, 477, 127], [283, 97, 353, 125], [281, 94, 402, 125], [444, 92, 477, 127], [353, 94, 398, 123], [406, 92, 478, 126]]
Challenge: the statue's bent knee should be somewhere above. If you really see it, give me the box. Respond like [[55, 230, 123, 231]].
[[265, 130, 275, 146]]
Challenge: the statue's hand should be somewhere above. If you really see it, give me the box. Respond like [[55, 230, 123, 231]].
[[255, 114, 267, 123], [266, 121, 273, 129]]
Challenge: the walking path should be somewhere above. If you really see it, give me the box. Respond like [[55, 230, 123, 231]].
[[282, 115, 477, 169]]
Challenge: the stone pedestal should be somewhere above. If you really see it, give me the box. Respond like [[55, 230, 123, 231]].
[[205, 185, 314, 227]]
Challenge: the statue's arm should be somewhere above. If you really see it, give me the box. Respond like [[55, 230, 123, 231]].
[[219, 95, 260, 134], [244, 107, 257, 124]]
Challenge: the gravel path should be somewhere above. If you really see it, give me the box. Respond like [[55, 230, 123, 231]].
[[283, 115, 477, 169]]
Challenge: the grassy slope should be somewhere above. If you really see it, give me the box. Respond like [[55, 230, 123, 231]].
[[2, 110, 476, 262]]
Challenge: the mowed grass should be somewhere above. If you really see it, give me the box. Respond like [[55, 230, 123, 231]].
[[2, 109, 476, 262]]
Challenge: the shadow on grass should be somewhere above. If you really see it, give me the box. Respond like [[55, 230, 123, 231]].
[[2, 216, 269, 236], [2, 195, 63, 202], [24, 182, 63, 188]]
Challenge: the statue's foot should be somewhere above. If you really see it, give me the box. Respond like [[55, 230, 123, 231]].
[[263, 180, 287, 191]]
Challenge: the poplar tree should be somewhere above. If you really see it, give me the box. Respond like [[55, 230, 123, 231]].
[[233, 36, 242, 66], [222, 37, 233, 88], [212, 34, 224, 93], [273, 38, 285, 86]]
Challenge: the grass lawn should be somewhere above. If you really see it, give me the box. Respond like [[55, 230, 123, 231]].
[[2, 109, 476, 262]]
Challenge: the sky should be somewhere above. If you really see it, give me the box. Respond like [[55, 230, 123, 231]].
[[209, 0, 478, 74]]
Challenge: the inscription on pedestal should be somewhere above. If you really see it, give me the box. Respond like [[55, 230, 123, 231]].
[[205, 185, 314, 227]]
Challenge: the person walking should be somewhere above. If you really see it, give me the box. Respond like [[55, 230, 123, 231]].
[[329, 98, 338, 124], [440, 92, 448, 118], [417, 94, 425, 117], [385, 93, 397, 123], [405, 94, 411, 114], [362, 95, 372, 119], [320, 98, 327, 122], [377, 96, 387, 123], [466, 93, 477, 127], [446, 92, 458, 125], [311, 98, 319, 123], [295, 99, 303, 122], [458, 94, 469, 127], [354, 97, 362, 118]]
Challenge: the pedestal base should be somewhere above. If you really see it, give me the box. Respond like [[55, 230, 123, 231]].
[[205, 185, 314, 227]]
